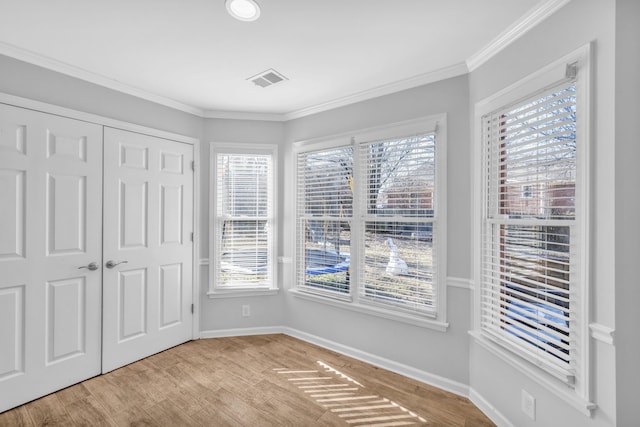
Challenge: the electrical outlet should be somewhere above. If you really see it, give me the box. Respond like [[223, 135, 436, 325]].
[[242, 305, 250, 317], [521, 389, 536, 420]]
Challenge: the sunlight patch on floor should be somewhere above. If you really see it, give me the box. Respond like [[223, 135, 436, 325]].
[[273, 361, 427, 426]]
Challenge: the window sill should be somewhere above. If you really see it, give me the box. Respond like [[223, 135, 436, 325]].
[[208, 288, 279, 299], [469, 330, 596, 416], [289, 288, 448, 332]]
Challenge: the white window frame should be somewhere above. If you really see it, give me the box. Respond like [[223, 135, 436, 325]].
[[291, 115, 448, 330], [472, 45, 594, 414], [208, 142, 278, 298]]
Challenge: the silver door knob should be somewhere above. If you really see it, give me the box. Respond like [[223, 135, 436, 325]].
[[106, 260, 128, 269], [78, 262, 99, 271]]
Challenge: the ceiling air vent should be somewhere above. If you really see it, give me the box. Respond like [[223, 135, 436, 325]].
[[248, 69, 288, 88]]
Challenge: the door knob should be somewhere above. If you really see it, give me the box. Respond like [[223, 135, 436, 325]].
[[106, 260, 128, 269], [78, 262, 99, 271]]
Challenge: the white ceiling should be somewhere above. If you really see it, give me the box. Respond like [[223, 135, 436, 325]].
[[0, 0, 564, 120]]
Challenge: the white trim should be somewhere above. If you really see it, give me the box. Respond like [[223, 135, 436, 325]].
[[469, 388, 516, 427], [191, 142, 201, 340], [203, 110, 285, 122], [0, 92, 199, 145], [466, 0, 572, 71], [207, 289, 279, 299], [289, 289, 448, 332], [292, 115, 444, 155], [294, 114, 444, 149], [0, 41, 204, 117], [589, 323, 615, 345], [284, 63, 468, 121], [447, 277, 474, 290], [470, 331, 596, 416], [200, 327, 284, 339], [283, 327, 468, 397]]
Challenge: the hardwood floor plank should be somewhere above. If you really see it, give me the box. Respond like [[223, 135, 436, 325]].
[[24, 394, 73, 427], [1, 334, 495, 426], [145, 398, 200, 427], [0, 405, 35, 427], [55, 383, 93, 407], [82, 375, 143, 415], [65, 396, 117, 427], [110, 407, 157, 427]]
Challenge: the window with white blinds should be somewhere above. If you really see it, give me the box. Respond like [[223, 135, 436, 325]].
[[212, 148, 275, 290], [359, 134, 437, 314], [296, 146, 353, 297], [295, 117, 445, 320], [480, 80, 581, 383]]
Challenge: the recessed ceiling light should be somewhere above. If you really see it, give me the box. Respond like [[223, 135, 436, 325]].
[[226, 0, 261, 22]]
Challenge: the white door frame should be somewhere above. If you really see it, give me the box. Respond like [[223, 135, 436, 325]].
[[0, 92, 202, 340]]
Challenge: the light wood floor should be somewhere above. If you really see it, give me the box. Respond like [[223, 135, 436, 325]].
[[0, 334, 495, 426]]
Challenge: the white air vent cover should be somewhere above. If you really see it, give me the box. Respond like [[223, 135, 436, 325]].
[[248, 69, 288, 88]]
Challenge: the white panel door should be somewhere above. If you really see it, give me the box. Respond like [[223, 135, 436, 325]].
[[0, 104, 103, 412], [102, 127, 193, 373]]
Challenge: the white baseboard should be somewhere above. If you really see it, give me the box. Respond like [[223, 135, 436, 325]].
[[199, 326, 284, 339], [469, 388, 514, 427], [282, 327, 470, 397], [200, 326, 469, 398]]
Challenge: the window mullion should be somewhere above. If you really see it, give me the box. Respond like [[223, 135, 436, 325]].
[[351, 137, 362, 304]]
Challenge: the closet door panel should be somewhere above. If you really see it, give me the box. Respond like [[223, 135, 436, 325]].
[[0, 104, 103, 413], [102, 127, 193, 373]]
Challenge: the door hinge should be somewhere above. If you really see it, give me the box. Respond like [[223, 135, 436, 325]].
[[191, 161, 195, 171], [190, 232, 194, 242], [191, 303, 194, 314]]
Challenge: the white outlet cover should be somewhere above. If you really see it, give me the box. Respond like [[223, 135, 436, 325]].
[[521, 389, 536, 420]]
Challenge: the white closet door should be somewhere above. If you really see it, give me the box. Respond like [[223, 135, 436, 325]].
[[102, 127, 194, 373], [0, 104, 103, 413]]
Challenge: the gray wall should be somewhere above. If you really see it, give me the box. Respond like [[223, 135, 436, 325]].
[[199, 118, 287, 332], [283, 75, 472, 385], [469, 0, 618, 425], [614, 1, 640, 426], [0, 54, 202, 138]]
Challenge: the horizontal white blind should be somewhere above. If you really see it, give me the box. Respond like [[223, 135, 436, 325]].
[[297, 146, 353, 295], [481, 81, 578, 382], [216, 153, 273, 287], [359, 134, 437, 313], [486, 84, 576, 220]]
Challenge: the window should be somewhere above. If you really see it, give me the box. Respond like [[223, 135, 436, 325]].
[[359, 135, 437, 313], [294, 117, 445, 323], [480, 76, 585, 385], [209, 144, 277, 296], [296, 146, 353, 297]]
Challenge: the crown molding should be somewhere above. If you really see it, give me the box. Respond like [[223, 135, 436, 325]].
[[1, 1, 569, 122], [0, 41, 205, 117], [466, 0, 572, 72], [283, 62, 469, 121], [203, 109, 286, 122]]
